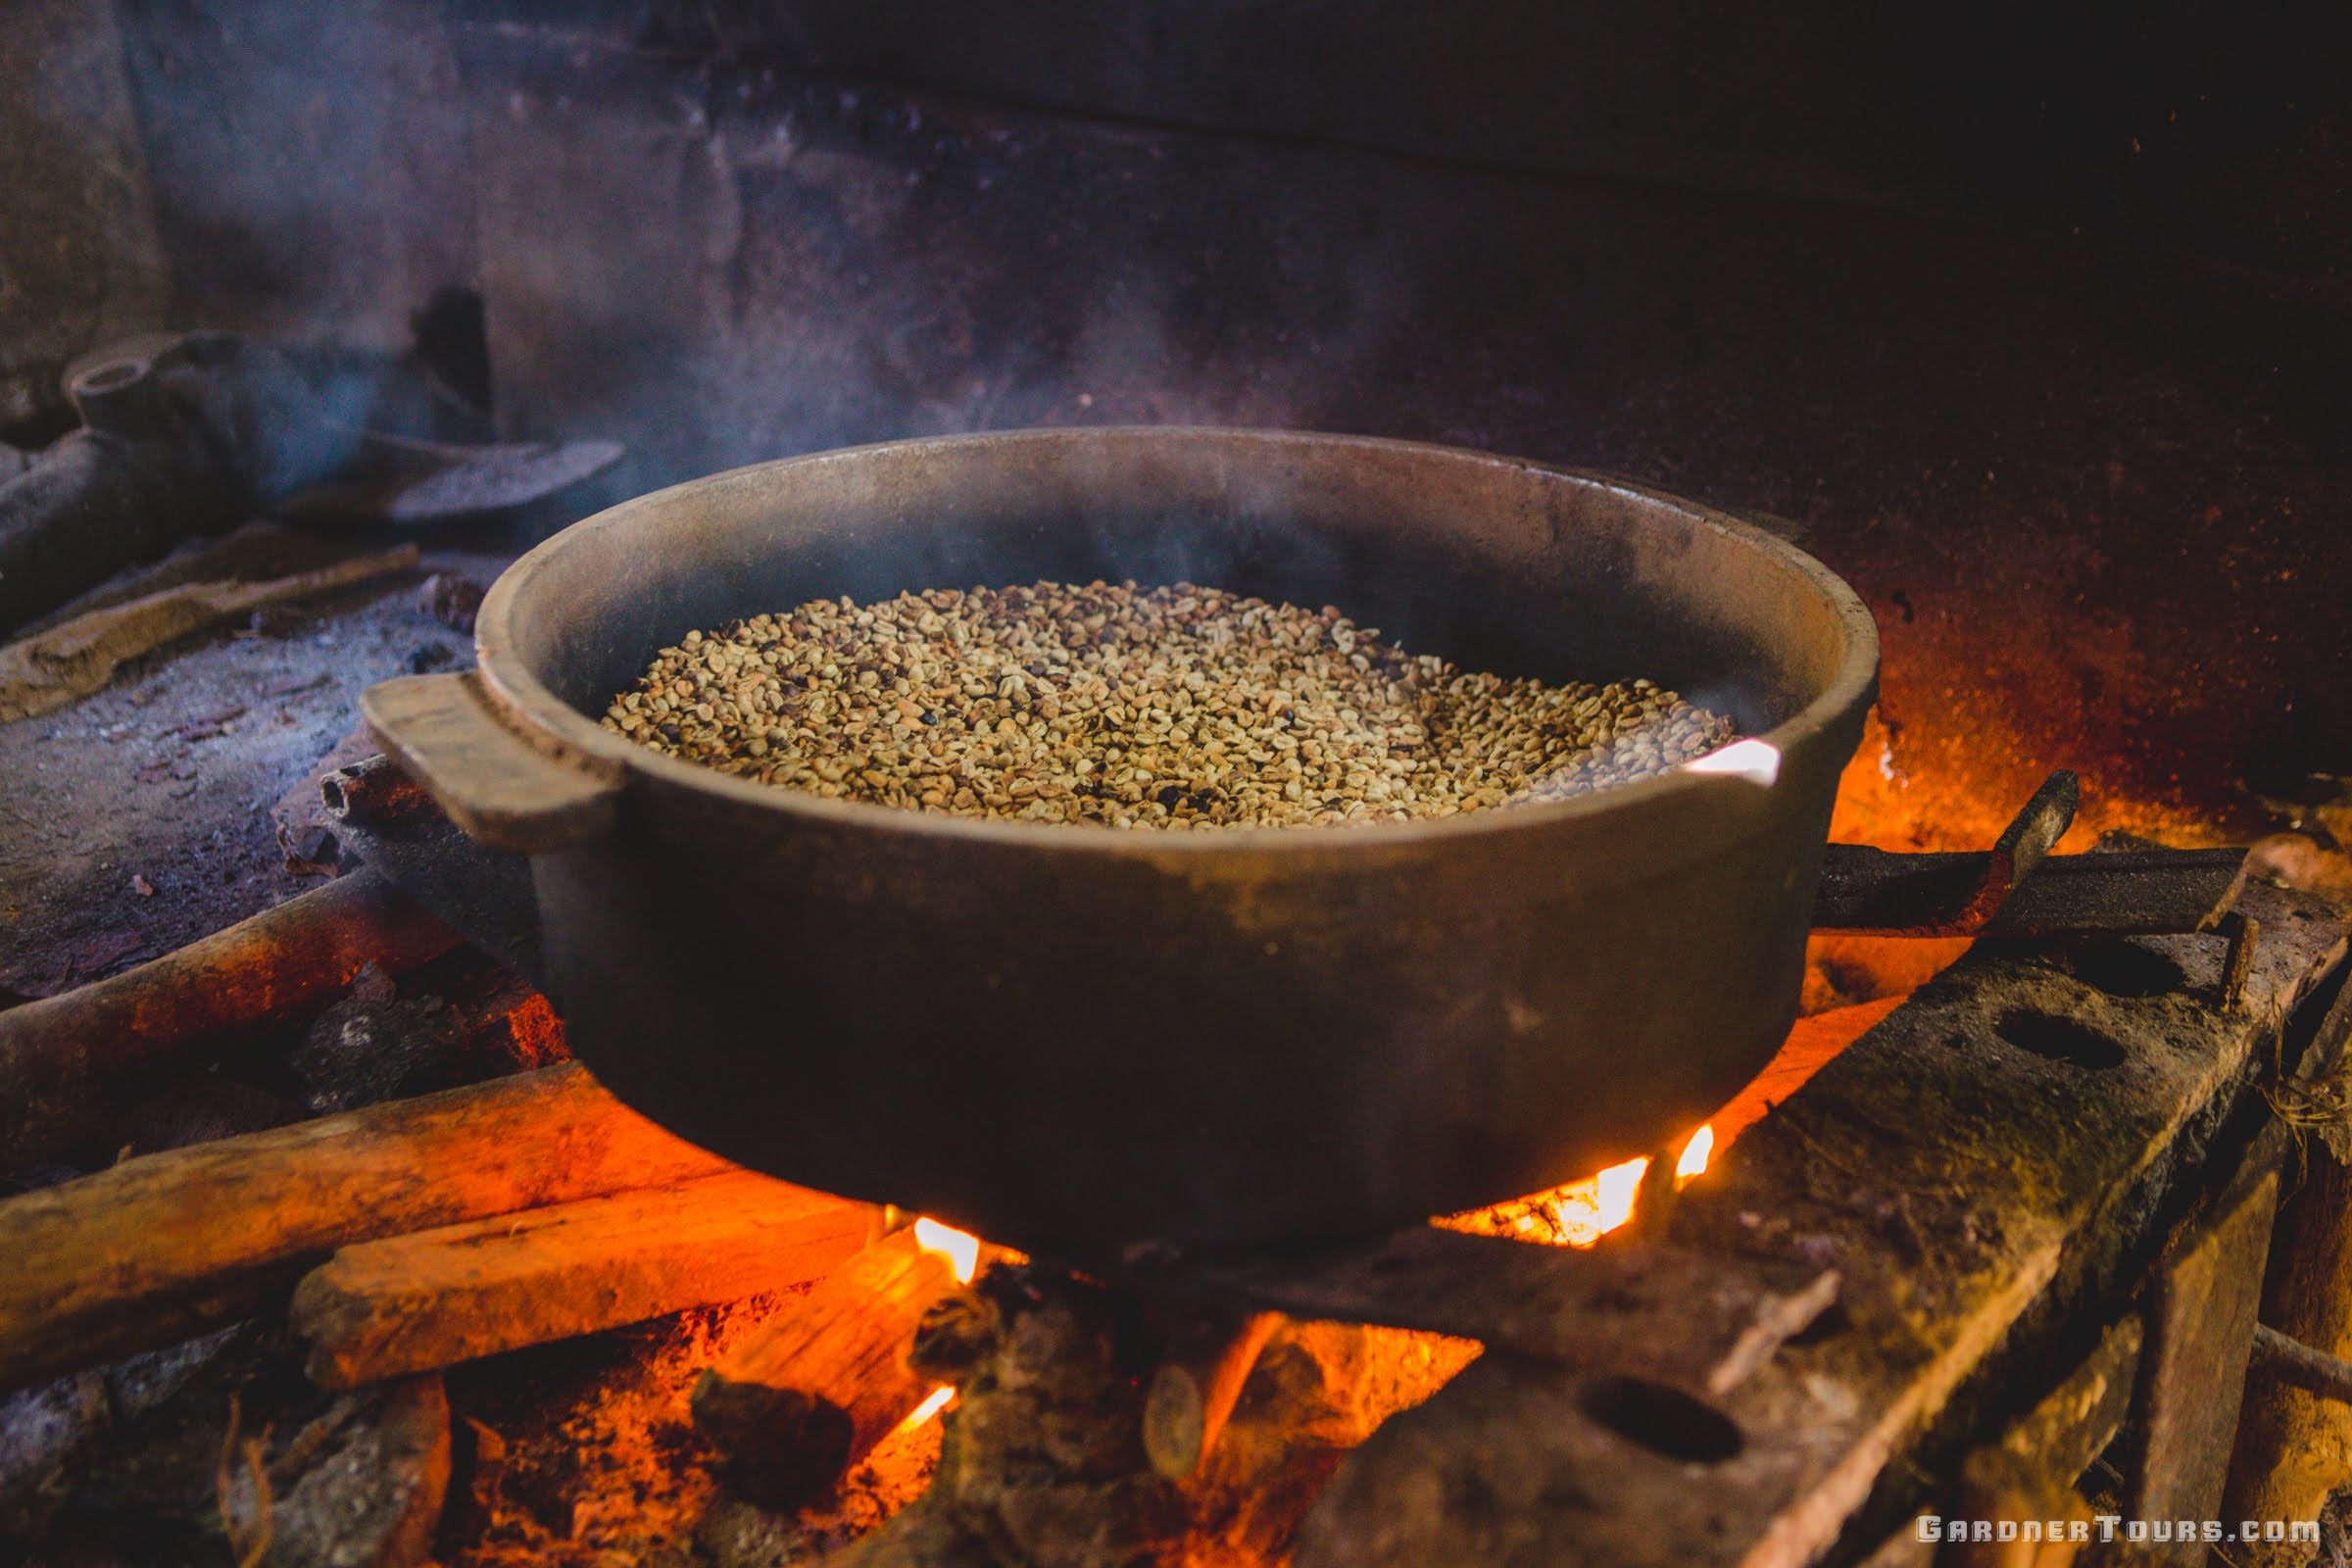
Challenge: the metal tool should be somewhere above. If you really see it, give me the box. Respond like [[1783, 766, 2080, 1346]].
[[0, 331, 621, 638], [1812, 770, 2250, 940]]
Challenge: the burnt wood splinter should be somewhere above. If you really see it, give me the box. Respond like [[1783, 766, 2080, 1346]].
[[1142, 1308, 1283, 1480]]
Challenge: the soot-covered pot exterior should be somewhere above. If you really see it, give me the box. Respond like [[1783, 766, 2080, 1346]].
[[365, 428, 1879, 1254]]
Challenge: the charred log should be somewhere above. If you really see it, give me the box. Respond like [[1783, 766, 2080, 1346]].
[[0, 868, 461, 1166]]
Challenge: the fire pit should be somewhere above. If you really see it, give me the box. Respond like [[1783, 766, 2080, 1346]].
[[4, 6, 2351, 1565]]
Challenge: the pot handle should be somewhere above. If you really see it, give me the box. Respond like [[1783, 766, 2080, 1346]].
[[362, 672, 622, 854]]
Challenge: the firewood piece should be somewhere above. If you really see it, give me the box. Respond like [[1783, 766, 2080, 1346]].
[[0, 867, 463, 1166], [886, 1264, 1182, 1567], [1142, 1309, 1282, 1480], [819, 1493, 996, 1568], [270, 722, 380, 875], [19, 1330, 451, 1566], [292, 1170, 874, 1389], [1131, 1225, 1838, 1396], [0, 543, 421, 724], [289, 979, 466, 1113], [2222, 974, 2352, 1557], [0, 1061, 737, 1393], [1622, 1141, 1682, 1246], [1812, 772, 2081, 938], [829, 1284, 1479, 1568], [320, 752, 436, 825], [693, 1228, 962, 1509]]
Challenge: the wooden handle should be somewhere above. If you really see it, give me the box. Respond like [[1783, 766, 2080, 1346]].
[[362, 671, 620, 854]]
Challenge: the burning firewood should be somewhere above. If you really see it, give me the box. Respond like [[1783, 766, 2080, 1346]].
[[291, 1169, 874, 1390], [691, 1225, 971, 1510], [826, 1266, 1476, 1568], [0, 866, 463, 1166], [0, 1061, 736, 1393], [832, 1264, 1180, 1568]]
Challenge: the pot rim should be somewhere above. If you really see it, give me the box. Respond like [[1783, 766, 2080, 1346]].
[[472, 425, 1881, 858]]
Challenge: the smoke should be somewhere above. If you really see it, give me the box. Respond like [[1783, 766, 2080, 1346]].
[[16, 4, 1462, 508], [453, 34, 1430, 493]]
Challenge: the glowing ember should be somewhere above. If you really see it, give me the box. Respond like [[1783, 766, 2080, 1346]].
[[912, 1218, 982, 1283], [892, 1383, 959, 1437]]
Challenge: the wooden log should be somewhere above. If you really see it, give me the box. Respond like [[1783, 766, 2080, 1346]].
[[1811, 843, 2245, 938], [0, 866, 462, 1165], [692, 1227, 964, 1509], [292, 1170, 875, 1389], [1143, 1308, 1283, 1479], [0, 1060, 737, 1393], [858, 1263, 1177, 1567], [2221, 969, 2352, 1559], [826, 1293, 1482, 1568]]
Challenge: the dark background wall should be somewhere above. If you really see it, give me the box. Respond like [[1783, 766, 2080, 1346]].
[[19, 0, 2346, 377], [741, 0, 2352, 282]]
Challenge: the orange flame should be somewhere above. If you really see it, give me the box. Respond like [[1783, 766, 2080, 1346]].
[[1499, 1123, 1715, 1249], [1540, 1155, 1646, 1247], [1676, 1123, 1715, 1182], [912, 1218, 982, 1284]]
